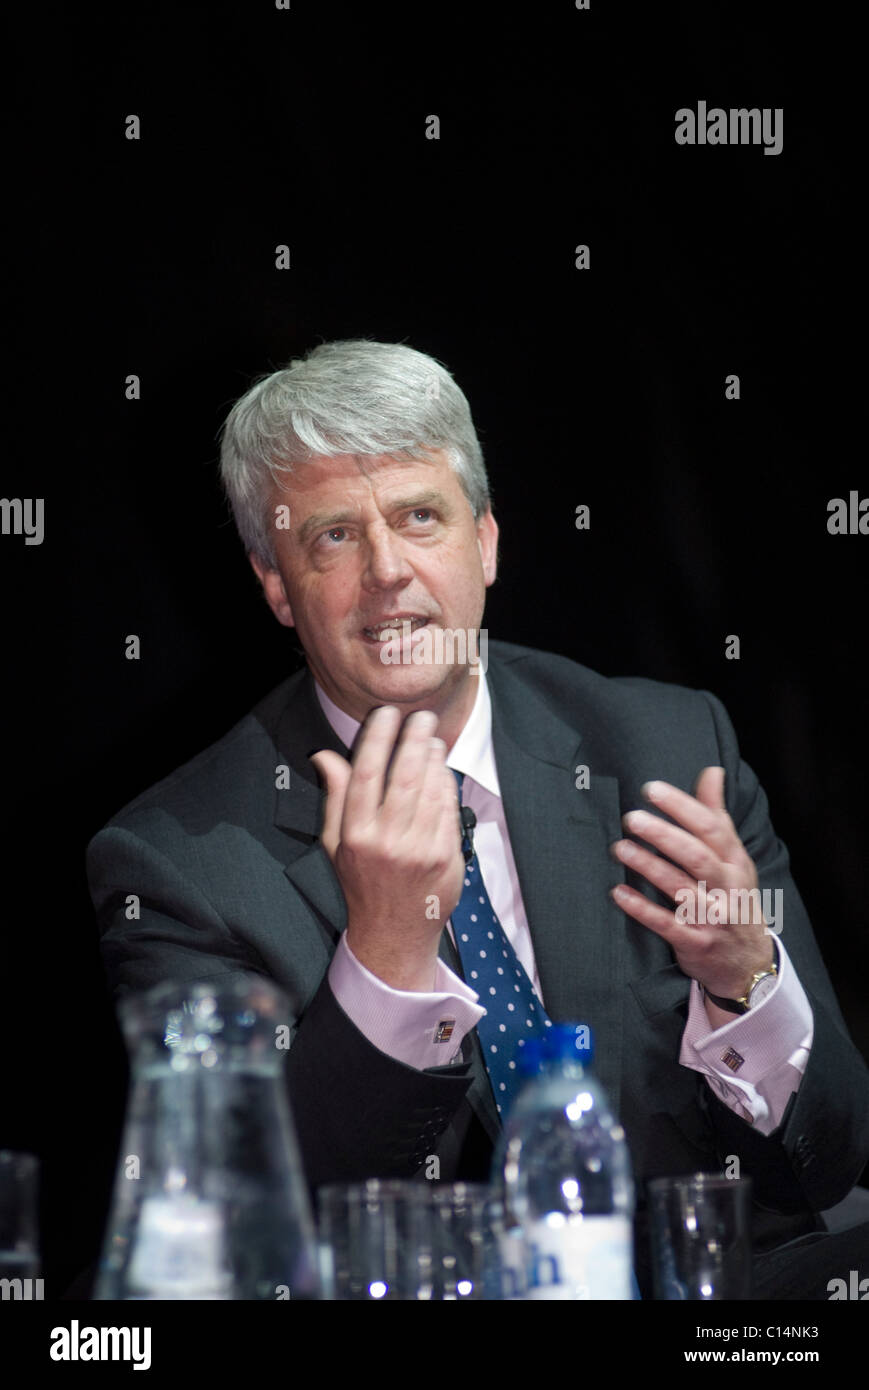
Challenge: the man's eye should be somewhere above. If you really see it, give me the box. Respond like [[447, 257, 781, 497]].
[[321, 527, 347, 544], [409, 508, 434, 523]]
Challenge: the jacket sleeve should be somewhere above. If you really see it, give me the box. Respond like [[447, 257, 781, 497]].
[[87, 823, 474, 1193], [699, 688, 869, 1211]]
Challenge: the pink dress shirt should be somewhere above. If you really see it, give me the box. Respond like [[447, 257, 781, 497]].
[[318, 674, 812, 1136]]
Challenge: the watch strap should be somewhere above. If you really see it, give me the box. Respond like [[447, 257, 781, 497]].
[[703, 985, 751, 1014], [702, 939, 779, 1014]]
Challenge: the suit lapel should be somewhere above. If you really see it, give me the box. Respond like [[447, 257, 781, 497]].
[[273, 671, 349, 948], [486, 656, 627, 1114]]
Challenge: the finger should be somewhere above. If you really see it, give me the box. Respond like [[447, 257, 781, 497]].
[[622, 808, 722, 882], [693, 765, 726, 814], [309, 750, 353, 859], [342, 705, 402, 830], [415, 740, 457, 843], [381, 711, 440, 837], [610, 838, 698, 905], [639, 772, 737, 858], [611, 884, 712, 955], [610, 884, 682, 942], [428, 756, 467, 902]]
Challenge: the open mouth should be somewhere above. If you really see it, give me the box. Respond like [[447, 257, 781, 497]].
[[361, 616, 429, 644]]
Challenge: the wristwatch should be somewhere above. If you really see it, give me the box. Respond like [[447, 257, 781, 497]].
[[702, 939, 779, 1015]]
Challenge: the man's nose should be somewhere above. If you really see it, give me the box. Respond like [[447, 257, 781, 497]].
[[361, 527, 414, 589]]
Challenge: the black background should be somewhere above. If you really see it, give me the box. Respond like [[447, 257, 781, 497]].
[[2, 1, 865, 1299]]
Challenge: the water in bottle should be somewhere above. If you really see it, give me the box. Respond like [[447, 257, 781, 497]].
[[492, 1023, 635, 1299]]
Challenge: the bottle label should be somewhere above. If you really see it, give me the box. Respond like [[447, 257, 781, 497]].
[[523, 1214, 633, 1300], [127, 1195, 232, 1298], [496, 1227, 527, 1301]]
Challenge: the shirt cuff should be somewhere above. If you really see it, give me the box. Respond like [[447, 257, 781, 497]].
[[327, 930, 486, 1071], [679, 934, 813, 1134]]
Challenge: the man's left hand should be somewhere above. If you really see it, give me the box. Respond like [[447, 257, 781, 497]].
[[609, 766, 774, 999]]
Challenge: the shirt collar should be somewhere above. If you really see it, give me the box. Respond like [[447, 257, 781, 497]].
[[313, 671, 501, 798]]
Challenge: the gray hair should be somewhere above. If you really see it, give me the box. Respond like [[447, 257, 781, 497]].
[[218, 339, 491, 567]]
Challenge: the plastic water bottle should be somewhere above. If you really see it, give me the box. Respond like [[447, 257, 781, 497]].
[[492, 1023, 636, 1300]]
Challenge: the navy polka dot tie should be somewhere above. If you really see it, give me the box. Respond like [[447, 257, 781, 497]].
[[450, 770, 552, 1117]]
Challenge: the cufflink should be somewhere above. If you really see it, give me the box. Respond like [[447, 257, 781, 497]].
[[434, 1019, 456, 1044], [720, 1046, 745, 1073]]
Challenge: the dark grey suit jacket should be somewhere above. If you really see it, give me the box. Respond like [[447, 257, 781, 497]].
[[87, 640, 869, 1288]]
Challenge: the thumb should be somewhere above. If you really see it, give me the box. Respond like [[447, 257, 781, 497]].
[[308, 750, 352, 859], [694, 764, 726, 811]]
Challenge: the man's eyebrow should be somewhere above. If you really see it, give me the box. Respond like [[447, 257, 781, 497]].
[[383, 490, 451, 514], [296, 491, 451, 543]]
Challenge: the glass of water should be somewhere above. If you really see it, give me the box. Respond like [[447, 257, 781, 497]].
[[0, 1151, 41, 1291], [317, 1179, 505, 1300], [318, 1180, 429, 1300], [648, 1173, 753, 1299]]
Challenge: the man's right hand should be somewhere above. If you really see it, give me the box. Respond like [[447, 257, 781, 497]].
[[309, 706, 466, 991]]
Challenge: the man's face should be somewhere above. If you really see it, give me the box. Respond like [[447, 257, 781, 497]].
[[249, 450, 498, 723]]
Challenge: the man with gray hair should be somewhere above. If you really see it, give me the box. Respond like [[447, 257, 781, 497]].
[[89, 339, 869, 1297]]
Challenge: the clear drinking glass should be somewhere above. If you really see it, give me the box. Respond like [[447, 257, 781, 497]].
[[648, 1173, 753, 1299], [318, 1179, 506, 1300], [426, 1182, 498, 1299], [94, 976, 320, 1300], [0, 1151, 41, 1289], [318, 1180, 429, 1300]]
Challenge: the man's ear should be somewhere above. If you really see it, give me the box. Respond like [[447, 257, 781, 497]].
[[476, 507, 499, 587], [248, 553, 296, 628]]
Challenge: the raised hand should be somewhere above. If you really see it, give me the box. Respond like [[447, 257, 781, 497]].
[[609, 767, 775, 1004], [309, 706, 466, 991]]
